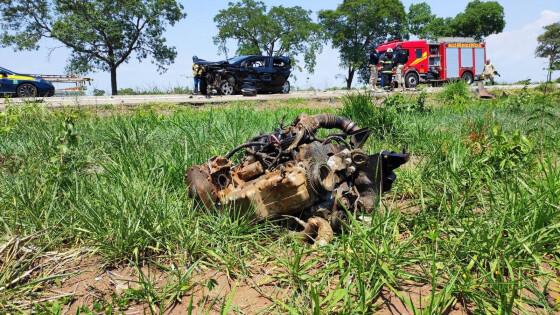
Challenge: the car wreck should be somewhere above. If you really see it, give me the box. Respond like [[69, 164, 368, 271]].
[[185, 114, 408, 245], [195, 55, 291, 96]]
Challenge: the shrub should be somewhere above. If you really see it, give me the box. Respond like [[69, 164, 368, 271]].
[[340, 92, 400, 140], [503, 87, 532, 112], [118, 88, 136, 95], [535, 82, 558, 94], [468, 122, 533, 176], [383, 91, 427, 113], [93, 89, 105, 96], [439, 81, 472, 106]]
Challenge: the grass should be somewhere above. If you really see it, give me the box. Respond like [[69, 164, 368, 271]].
[[0, 87, 559, 313], [117, 85, 192, 95]]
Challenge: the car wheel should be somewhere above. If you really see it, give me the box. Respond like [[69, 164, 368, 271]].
[[461, 71, 474, 85], [219, 79, 235, 95], [405, 72, 419, 88], [281, 81, 290, 94], [16, 83, 38, 97]]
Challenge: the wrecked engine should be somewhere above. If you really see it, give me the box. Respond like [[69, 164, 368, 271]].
[[185, 114, 408, 244]]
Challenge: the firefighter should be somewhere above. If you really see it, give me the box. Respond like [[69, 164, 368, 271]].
[[482, 59, 500, 85], [192, 56, 204, 94], [381, 48, 394, 90], [369, 49, 380, 92], [394, 45, 408, 91]]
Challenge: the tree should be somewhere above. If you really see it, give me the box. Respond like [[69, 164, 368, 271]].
[[451, 0, 505, 40], [407, 3, 434, 39], [0, 0, 185, 95], [319, 0, 406, 89], [536, 23, 560, 83], [214, 0, 322, 72], [406, 1, 505, 40]]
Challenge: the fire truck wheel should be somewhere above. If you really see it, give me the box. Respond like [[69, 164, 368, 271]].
[[461, 72, 474, 85], [405, 72, 419, 88]]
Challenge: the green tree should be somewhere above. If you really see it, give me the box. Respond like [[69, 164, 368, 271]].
[[407, 1, 505, 40], [407, 3, 434, 39], [214, 0, 322, 72], [407, 2, 454, 39], [451, 0, 505, 40], [0, 0, 185, 95], [319, 0, 406, 89], [536, 23, 560, 83], [423, 17, 455, 39]]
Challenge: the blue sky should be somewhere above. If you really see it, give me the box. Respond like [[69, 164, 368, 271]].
[[1, 0, 559, 93]]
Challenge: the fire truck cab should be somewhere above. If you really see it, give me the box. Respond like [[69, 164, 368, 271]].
[[376, 37, 486, 88]]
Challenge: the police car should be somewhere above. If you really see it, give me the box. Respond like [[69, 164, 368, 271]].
[[0, 67, 55, 97]]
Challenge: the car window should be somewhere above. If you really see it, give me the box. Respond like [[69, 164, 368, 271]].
[[0, 67, 14, 75], [227, 56, 248, 64], [415, 49, 423, 59], [247, 58, 266, 69], [273, 58, 289, 69]]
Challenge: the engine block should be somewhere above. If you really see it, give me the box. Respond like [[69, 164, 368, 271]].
[[185, 114, 408, 244]]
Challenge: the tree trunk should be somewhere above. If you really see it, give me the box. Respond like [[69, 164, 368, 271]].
[[547, 57, 553, 82], [110, 66, 118, 96], [346, 67, 355, 89]]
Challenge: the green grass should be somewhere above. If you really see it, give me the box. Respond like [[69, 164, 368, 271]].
[[1, 88, 559, 313]]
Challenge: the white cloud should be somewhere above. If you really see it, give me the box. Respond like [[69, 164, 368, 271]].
[[486, 10, 560, 83]]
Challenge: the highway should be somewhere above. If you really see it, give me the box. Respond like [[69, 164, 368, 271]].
[[0, 84, 553, 111]]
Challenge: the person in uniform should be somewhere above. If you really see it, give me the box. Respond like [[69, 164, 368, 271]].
[[380, 48, 394, 90], [369, 49, 380, 92], [394, 45, 408, 91], [482, 59, 499, 85], [192, 56, 204, 94]]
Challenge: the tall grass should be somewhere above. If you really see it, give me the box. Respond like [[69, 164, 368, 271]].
[[0, 89, 559, 313]]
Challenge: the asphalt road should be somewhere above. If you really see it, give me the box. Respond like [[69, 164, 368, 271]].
[[0, 84, 554, 111]]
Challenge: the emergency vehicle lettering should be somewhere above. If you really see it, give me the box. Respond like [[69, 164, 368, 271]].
[[409, 51, 428, 66], [447, 43, 483, 48]]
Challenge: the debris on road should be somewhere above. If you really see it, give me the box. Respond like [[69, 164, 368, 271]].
[[186, 114, 408, 245], [476, 81, 496, 99]]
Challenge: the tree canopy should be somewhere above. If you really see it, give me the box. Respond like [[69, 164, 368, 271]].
[[214, 0, 322, 72], [536, 22, 560, 83], [319, 0, 406, 88], [407, 1, 505, 40], [452, 0, 506, 39], [407, 3, 434, 40], [0, 0, 185, 95]]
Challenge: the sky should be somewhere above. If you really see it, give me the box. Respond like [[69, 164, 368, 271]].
[[1, 0, 559, 93]]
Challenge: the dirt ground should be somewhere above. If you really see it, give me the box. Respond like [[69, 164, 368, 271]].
[[30, 250, 558, 314]]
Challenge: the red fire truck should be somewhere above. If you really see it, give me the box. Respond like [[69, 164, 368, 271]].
[[376, 37, 487, 88]]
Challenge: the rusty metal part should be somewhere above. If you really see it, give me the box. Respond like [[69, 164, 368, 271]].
[[477, 81, 496, 99], [185, 113, 409, 245], [302, 217, 334, 247]]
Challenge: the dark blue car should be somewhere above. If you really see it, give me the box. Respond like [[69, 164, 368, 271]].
[[196, 55, 291, 95], [0, 67, 55, 97]]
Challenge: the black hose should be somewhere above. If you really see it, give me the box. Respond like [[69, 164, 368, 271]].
[[225, 142, 266, 159], [313, 114, 360, 134]]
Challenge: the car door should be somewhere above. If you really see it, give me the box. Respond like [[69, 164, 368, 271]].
[[240, 57, 273, 91], [253, 57, 274, 92], [0, 70, 15, 94], [240, 57, 263, 89], [271, 57, 290, 91]]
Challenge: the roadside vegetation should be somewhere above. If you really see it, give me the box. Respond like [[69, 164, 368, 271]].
[[0, 86, 559, 313]]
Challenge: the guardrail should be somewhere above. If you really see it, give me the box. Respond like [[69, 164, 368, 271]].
[[30, 74, 92, 95]]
